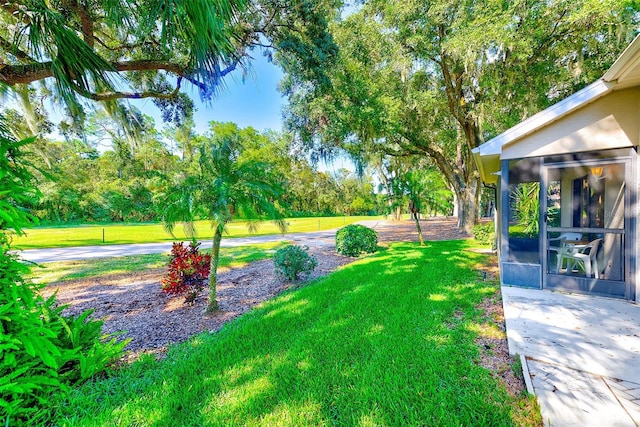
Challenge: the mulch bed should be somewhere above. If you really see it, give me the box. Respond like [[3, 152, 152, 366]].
[[42, 217, 522, 399]]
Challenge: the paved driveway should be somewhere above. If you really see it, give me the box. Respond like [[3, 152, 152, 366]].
[[16, 230, 339, 263], [15, 218, 460, 264]]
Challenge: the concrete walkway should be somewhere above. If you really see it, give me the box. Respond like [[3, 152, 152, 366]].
[[502, 286, 640, 426], [16, 230, 339, 263]]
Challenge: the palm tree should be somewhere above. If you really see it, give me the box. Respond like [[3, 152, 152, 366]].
[[163, 127, 286, 313], [402, 168, 454, 246], [403, 171, 426, 246]]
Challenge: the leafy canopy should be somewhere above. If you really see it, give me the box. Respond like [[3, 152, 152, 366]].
[[1, 0, 340, 128], [283, 0, 640, 232]]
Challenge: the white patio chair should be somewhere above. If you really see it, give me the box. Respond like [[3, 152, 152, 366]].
[[568, 238, 602, 278], [548, 233, 582, 273]]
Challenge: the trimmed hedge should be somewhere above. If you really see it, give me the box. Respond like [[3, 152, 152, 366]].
[[335, 224, 378, 257]]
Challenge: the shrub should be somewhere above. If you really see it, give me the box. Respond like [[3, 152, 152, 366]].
[[273, 245, 317, 282], [0, 254, 128, 427], [335, 224, 378, 257], [161, 241, 212, 303], [0, 131, 127, 426], [472, 222, 495, 247]]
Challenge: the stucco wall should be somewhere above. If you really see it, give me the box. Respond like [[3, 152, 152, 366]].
[[502, 87, 640, 160]]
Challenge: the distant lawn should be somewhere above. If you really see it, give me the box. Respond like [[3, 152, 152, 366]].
[[28, 242, 288, 284], [53, 241, 540, 426], [12, 216, 382, 250]]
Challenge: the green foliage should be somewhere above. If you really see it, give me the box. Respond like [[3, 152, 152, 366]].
[[472, 222, 495, 247], [282, 0, 640, 232], [0, 123, 125, 425], [0, 0, 245, 118], [0, 259, 128, 427], [161, 242, 212, 303], [1, 0, 338, 129], [404, 168, 454, 217], [547, 206, 560, 228], [0, 252, 61, 425], [510, 183, 541, 237], [8, 113, 384, 226], [49, 308, 127, 384], [335, 224, 378, 257], [0, 136, 40, 237], [273, 244, 317, 281], [162, 122, 288, 312]]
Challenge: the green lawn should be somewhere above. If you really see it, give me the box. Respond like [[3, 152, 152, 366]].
[[27, 242, 288, 284], [53, 241, 540, 426], [12, 216, 382, 249]]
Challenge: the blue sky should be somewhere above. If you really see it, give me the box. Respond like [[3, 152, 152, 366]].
[[137, 53, 286, 135], [193, 54, 286, 134], [138, 55, 355, 172], [57, 51, 353, 171]]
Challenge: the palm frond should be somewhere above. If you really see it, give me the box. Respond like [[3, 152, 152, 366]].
[[97, 0, 136, 30], [162, 177, 199, 237], [17, 1, 118, 114], [147, 0, 248, 98]]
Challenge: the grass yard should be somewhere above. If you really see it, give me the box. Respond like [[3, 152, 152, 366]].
[[53, 241, 539, 426], [27, 242, 287, 284], [12, 216, 382, 249]]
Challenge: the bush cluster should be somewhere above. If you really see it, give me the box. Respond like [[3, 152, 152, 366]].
[[273, 245, 317, 281], [472, 222, 496, 247], [1, 266, 127, 425], [161, 241, 211, 304], [335, 224, 378, 257]]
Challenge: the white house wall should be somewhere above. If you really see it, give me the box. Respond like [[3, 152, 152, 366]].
[[502, 87, 640, 160]]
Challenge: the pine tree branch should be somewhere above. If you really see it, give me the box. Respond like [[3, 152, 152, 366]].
[[70, 77, 183, 101], [0, 35, 35, 63], [0, 60, 186, 85]]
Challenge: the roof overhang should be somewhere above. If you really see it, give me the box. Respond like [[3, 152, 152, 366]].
[[472, 80, 613, 183], [603, 34, 640, 87], [473, 34, 640, 183]]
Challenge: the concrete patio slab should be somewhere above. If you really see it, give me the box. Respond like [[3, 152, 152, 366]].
[[502, 286, 640, 426]]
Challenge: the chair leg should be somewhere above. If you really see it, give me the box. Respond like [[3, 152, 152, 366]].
[[565, 257, 575, 274], [558, 254, 569, 273], [584, 260, 591, 278], [592, 259, 598, 279]]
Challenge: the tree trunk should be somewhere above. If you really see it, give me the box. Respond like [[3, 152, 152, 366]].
[[408, 200, 425, 245], [393, 205, 402, 221], [413, 215, 425, 246], [454, 178, 480, 234], [206, 225, 224, 313]]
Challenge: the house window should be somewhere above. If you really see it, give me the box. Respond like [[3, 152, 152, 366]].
[[507, 158, 541, 264], [545, 160, 626, 283]]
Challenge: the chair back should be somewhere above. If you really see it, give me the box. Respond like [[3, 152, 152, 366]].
[[561, 233, 582, 242]]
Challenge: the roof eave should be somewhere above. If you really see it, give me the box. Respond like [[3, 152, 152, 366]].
[[603, 34, 640, 83], [475, 79, 615, 158]]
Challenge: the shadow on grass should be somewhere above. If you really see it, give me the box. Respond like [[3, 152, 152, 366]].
[[57, 241, 537, 426]]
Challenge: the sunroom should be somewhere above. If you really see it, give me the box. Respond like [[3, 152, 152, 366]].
[[473, 36, 640, 300]]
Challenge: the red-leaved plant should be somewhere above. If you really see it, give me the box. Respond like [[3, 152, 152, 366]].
[[161, 241, 211, 304]]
